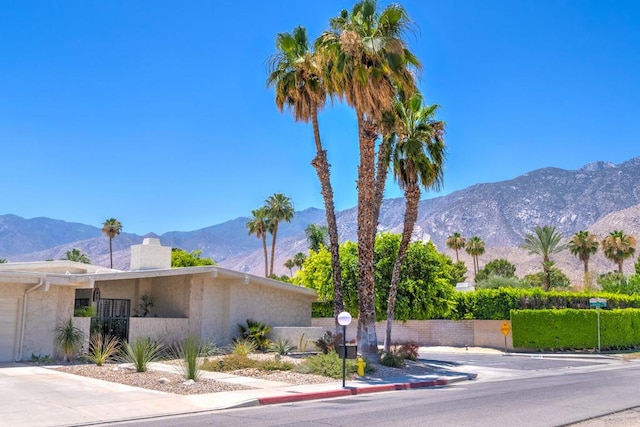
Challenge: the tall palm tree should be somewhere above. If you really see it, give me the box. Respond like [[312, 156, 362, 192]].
[[305, 224, 329, 252], [265, 193, 294, 277], [520, 225, 565, 291], [384, 93, 445, 352], [63, 248, 91, 264], [446, 232, 466, 262], [602, 230, 637, 273], [267, 25, 346, 320], [465, 236, 486, 276], [101, 218, 122, 269], [568, 230, 599, 274], [246, 207, 272, 277], [316, 0, 420, 358]]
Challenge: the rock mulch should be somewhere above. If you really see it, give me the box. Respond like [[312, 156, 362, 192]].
[[49, 354, 439, 396]]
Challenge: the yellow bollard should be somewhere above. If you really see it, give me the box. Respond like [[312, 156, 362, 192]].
[[357, 357, 366, 376]]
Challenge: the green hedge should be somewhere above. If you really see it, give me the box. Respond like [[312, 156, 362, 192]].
[[511, 308, 640, 351], [452, 289, 640, 320]]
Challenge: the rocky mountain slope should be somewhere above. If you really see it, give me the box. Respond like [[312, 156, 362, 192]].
[[2, 157, 639, 283]]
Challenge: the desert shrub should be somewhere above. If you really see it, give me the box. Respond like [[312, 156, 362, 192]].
[[120, 338, 164, 372], [260, 360, 294, 371], [380, 348, 405, 368], [54, 318, 84, 362], [202, 354, 258, 372], [397, 342, 420, 361], [297, 352, 357, 378], [238, 319, 271, 351], [315, 331, 339, 354], [230, 339, 257, 356], [86, 334, 120, 366], [269, 337, 296, 355]]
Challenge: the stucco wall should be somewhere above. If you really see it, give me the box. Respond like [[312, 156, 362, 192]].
[[25, 286, 75, 359], [311, 318, 511, 349], [271, 327, 324, 352], [129, 317, 189, 345], [201, 278, 315, 346]]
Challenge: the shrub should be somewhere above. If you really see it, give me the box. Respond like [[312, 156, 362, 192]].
[[315, 331, 339, 354], [297, 352, 357, 378], [380, 349, 405, 368], [398, 342, 420, 361], [54, 318, 84, 362], [202, 354, 258, 372], [120, 338, 164, 372], [238, 319, 271, 351], [74, 306, 97, 318], [270, 337, 296, 355], [86, 334, 120, 366], [260, 360, 294, 371]]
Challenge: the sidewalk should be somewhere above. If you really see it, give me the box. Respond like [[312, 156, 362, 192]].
[[0, 355, 476, 427]]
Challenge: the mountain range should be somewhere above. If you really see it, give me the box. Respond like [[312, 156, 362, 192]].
[[2, 157, 640, 284]]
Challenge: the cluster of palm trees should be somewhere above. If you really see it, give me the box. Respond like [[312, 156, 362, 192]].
[[445, 233, 486, 275], [246, 193, 294, 277], [267, 0, 445, 357], [447, 226, 637, 291], [284, 252, 307, 277]]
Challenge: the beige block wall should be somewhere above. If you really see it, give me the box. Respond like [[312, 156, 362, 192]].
[[312, 318, 511, 350], [271, 327, 325, 352]]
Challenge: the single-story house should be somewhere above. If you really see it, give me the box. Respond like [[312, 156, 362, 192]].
[[0, 238, 317, 362]]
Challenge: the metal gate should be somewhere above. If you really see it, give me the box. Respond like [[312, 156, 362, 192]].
[[91, 299, 130, 341]]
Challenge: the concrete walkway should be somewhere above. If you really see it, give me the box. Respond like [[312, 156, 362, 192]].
[[0, 351, 477, 427]]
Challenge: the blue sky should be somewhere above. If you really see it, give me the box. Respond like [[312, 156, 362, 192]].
[[1, 1, 639, 235]]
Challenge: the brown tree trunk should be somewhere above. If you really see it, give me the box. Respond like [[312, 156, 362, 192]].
[[384, 183, 420, 353], [309, 108, 344, 326], [373, 135, 391, 236], [356, 115, 379, 360], [109, 237, 113, 269], [269, 222, 279, 277], [262, 235, 269, 277]]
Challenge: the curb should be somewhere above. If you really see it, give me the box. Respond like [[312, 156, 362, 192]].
[[256, 375, 473, 406]]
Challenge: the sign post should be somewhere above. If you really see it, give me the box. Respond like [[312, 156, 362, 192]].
[[589, 298, 607, 353], [500, 320, 511, 353]]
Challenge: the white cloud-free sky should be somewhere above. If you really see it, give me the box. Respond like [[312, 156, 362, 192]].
[[2, 0, 638, 234]]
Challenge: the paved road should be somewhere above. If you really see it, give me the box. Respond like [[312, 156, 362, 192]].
[[103, 357, 640, 427]]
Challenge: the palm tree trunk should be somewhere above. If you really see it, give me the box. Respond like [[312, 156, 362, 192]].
[[373, 135, 390, 236], [309, 108, 344, 324], [455, 248, 459, 262], [384, 183, 419, 353], [269, 222, 279, 277], [618, 260, 624, 273], [356, 115, 379, 360], [109, 237, 113, 269], [262, 235, 269, 277]]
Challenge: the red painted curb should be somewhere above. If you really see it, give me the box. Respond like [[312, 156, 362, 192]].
[[258, 388, 354, 405], [258, 378, 458, 406]]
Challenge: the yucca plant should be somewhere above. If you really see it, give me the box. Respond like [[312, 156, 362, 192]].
[[120, 337, 164, 372], [86, 334, 120, 366], [54, 318, 84, 362], [172, 336, 206, 381]]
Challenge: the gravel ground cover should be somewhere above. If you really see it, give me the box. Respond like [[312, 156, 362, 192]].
[[48, 353, 439, 395]]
